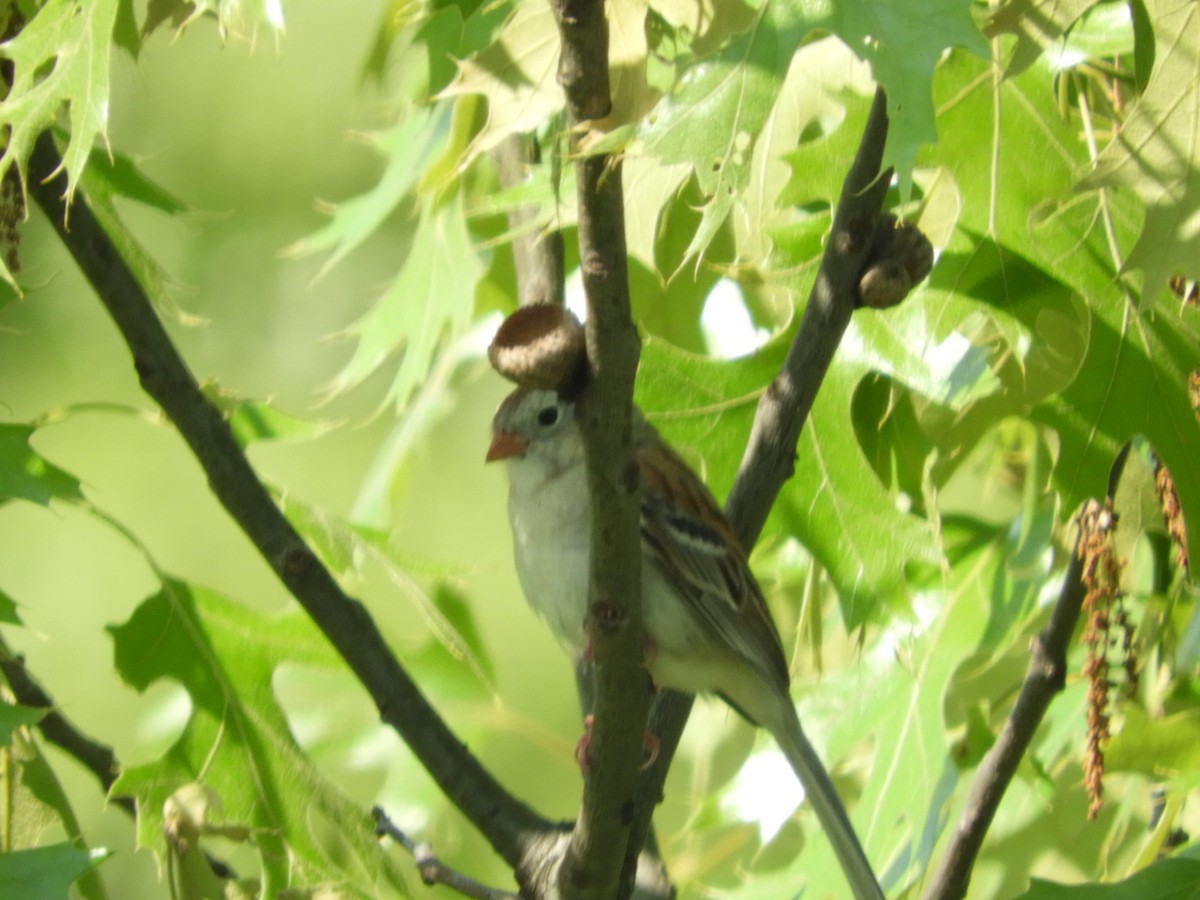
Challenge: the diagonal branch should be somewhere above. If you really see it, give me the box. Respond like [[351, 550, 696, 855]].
[[923, 511, 1090, 900], [726, 86, 892, 549], [25, 129, 554, 871], [622, 87, 894, 886]]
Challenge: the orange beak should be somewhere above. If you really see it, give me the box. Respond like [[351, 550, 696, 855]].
[[486, 432, 528, 462]]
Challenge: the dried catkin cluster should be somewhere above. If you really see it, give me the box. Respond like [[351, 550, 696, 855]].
[[1154, 462, 1189, 572], [1075, 499, 1138, 819]]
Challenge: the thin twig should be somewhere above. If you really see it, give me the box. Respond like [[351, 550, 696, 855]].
[[0, 641, 135, 819], [0, 639, 240, 879], [373, 807, 519, 900], [24, 130, 552, 870], [923, 518, 1090, 900]]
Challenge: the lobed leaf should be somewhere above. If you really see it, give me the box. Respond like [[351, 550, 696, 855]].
[[284, 104, 455, 279], [0, 0, 119, 208], [1082, 0, 1200, 304], [108, 580, 409, 897], [327, 188, 484, 412], [0, 424, 85, 507]]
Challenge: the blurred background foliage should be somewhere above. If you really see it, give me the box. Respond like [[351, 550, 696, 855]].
[[0, 0, 1198, 897]]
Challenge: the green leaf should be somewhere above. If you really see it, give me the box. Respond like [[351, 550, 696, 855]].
[[107, 581, 409, 897], [0, 700, 46, 745], [916, 52, 1200, 569], [74, 131, 183, 305], [0, 424, 84, 506], [0, 843, 110, 900], [284, 104, 454, 279], [2, 723, 110, 900], [201, 384, 337, 448], [0, 587, 22, 624], [77, 138, 185, 215], [1107, 704, 1200, 777], [406, 584, 495, 701], [408, 0, 515, 96], [741, 518, 1001, 896], [1082, 0, 1200, 304], [787, 339, 943, 624], [619, 1, 797, 264], [328, 188, 484, 411], [1034, 283, 1200, 566], [612, 0, 984, 262], [440, 0, 564, 162], [281, 493, 487, 668], [803, 0, 989, 194], [637, 335, 941, 625], [10, 748, 110, 900], [1015, 858, 1200, 898], [0, 0, 120, 207], [113, 0, 141, 57], [986, 0, 1103, 76], [177, 0, 286, 40]]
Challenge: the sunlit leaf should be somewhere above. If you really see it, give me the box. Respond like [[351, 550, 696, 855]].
[[279, 493, 493, 693], [804, 0, 989, 195], [440, 0, 563, 161], [637, 334, 941, 625], [328, 188, 484, 412], [739, 518, 1004, 896], [74, 131, 183, 305], [603, 1, 798, 265], [284, 103, 454, 279], [108, 581, 409, 896], [201, 384, 337, 447], [0, 721, 110, 900], [174, 0, 286, 40], [1107, 704, 1200, 777], [986, 0, 1103, 75], [916, 51, 1200, 569], [1082, 0, 1200, 304], [0, 0, 119, 207], [1034, 267, 1200, 566]]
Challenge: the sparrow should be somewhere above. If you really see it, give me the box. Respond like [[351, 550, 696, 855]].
[[487, 386, 883, 900]]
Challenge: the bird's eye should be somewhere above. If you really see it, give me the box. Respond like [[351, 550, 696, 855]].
[[537, 406, 559, 427]]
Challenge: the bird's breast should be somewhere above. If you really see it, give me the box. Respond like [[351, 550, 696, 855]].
[[506, 457, 592, 652]]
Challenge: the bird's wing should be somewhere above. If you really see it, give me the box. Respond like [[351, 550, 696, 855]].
[[636, 436, 791, 693]]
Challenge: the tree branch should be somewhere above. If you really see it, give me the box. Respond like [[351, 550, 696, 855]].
[[520, 2, 654, 898], [0, 639, 135, 819], [726, 87, 892, 548], [923, 511, 1091, 900], [25, 130, 553, 871], [491, 134, 565, 309]]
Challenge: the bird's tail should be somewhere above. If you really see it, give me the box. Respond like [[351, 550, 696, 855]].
[[777, 706, 884, 900]]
